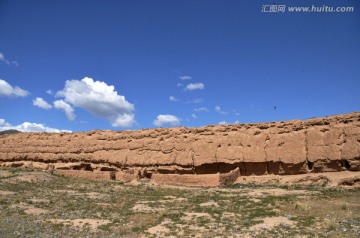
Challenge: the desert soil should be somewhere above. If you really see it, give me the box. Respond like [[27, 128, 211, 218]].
[[0, 167, 360, 237]]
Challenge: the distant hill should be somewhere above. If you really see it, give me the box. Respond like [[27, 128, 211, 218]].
[[0, 129, 21, 135]]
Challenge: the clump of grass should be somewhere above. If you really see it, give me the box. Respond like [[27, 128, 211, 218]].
[[98, 223, 112, 231], [341, 202, 348, 211], [294, 202, 311, 214], [325, 218, 339, 231]]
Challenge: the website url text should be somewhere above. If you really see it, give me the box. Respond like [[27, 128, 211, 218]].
[[261, 5, 355, 13]]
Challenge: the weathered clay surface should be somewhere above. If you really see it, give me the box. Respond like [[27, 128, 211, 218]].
[[0, 112, 359, 187]]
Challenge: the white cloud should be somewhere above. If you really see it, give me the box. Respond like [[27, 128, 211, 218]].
[[0, 79, 29, 97], [219, 120, 240, 125], [153, 114, 180, 127], [111, 113, 135, 127], [46, 89, 53, 95], [186, 98, 203, 104], [169, 96, 178, 102], [194, 107, 209, 112], [54, 100, 75, 121], [33, 97, 52, 110], [0, 118, 11, 127], [215, 105, 228, 115], [191, 114, 197, 119], [177, 83, 183, 87], [233, 109, 240, 116], [0, 52, 18, 66], [12, 61, 19, 67], [0, 118, 71, 133], [185, 83, 204, 91], [56, 77, 135, 127], [179, 75, 191, 80]]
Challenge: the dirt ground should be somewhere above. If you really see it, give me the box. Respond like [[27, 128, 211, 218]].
[[234, 171, 360, 188], [0, 167, 359, 237]]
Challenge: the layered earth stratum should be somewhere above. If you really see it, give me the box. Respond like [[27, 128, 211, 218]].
[[1, 112, 359, 187]]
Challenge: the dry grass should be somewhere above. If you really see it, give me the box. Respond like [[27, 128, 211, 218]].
[[0, 167, 359, 237]]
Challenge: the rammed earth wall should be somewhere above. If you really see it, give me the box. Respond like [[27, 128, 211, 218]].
[[0, 112, 359, 187]]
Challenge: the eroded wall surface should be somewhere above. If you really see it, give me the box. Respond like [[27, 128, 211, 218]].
[[0, 112, 359, 186]]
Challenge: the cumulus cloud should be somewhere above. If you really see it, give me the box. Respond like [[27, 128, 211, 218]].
[[0, 79, 29, 97], [169, 96, 178, 102], [0, 53, 5, 62], [153, 114, 180, 127], [0, 52, 18, 66], [54, 100, 75, 121], [179, 75, 191, 80], [194, 107, 209, 112], [33, 97, 52, 110], [0, 118, 71, 133], [215, 105, 228, 115], [0, 118, 11, 127], [185, 83, 205, 91], [56, 77, 135, 127], [46, 89, 53, 95], [219, 120, 240, 125], [111, 113, 135, 127]]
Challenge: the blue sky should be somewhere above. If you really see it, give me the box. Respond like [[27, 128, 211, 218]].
[[0, 0, 359, 132]]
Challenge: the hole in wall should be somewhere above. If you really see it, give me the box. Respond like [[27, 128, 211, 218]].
[[341, 160, 351, 170], [307, 161, 314, 170]]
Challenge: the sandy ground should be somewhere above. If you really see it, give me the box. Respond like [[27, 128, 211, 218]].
[[11, 203, 49, 215], [2, 171, 54, 183], [0, 170, 13, 178], [235, 171, 360, 187], [1, 168, 360, 237], [0, 190, 16, 195], [47, 219, 111, 231], [246, 188, 318, 197], [132, 203, 165, 212]]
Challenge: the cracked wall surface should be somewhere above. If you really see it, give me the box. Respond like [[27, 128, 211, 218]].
[[0, 112, 359, 187]]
